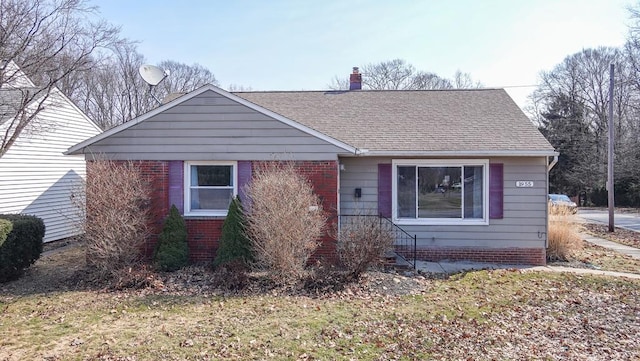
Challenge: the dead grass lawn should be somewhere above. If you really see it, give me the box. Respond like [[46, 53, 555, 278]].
[[1, 243, 639, 360]]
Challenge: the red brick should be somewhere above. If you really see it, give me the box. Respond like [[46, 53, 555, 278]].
[[402, 247, 546, 265]]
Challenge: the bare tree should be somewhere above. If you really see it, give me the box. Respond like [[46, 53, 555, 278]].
[[67, 54, 219, 130], [328, 59, 481, 90], [157, 60, 218, 95], [532, 46, 640, 203], [452, 70, 483, 89], [0, 0, 119, 158]]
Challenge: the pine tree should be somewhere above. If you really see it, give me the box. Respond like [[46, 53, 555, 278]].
[[213, 197, 252, 267], [153, 205, 189, 271]]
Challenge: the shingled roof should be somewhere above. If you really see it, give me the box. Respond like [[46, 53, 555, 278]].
[[235, 89, 555, 155]]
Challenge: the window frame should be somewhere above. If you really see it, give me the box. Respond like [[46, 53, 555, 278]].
[[391, 159, 489, 226], [183, 161, 237, 217]]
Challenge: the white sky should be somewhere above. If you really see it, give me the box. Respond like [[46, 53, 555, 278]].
[[92, 0, 632, 109]]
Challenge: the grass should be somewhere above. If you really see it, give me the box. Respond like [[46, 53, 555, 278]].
[[2, 223, 640, 360], [1, 247, 640, 360]]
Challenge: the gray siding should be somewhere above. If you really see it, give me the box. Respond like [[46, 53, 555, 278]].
[[339, 156, 548, 249], [84, 90, 345, 161]]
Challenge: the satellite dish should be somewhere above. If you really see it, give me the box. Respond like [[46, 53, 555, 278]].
[[139, 64, 168, 86]]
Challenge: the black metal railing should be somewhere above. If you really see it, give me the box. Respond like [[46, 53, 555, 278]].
[[379, 216, 417, 269], [337, 214, 417, 269]]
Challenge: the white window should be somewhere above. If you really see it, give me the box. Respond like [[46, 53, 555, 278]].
[[392, 159, 489, 225], [184, 161, 237, 216]]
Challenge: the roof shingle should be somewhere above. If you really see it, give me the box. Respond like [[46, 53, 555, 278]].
[[235, 89, 554, 154]]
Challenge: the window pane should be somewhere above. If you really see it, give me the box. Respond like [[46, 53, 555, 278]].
[[397, 166, 416, 218], [191, 165, 232, 186], [418, 167, 461, 218], [463, 166, 483, 219], [191, 188, 234, 210]]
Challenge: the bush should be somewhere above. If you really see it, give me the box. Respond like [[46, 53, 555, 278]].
[[214, 197, 253, 268], [0, 214, 45, 283], [0, 219, 12, 247], [335, 213, 395, 279], [154, 205, 189, 271], [244, 162, 326, 283], [76, 160, 151, 277], [547, 205, 582, 261]]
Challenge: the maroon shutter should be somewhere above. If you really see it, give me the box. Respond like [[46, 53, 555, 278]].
[[378, 163, 392, 218], [168, 161, 184, 214], [489, 163, 503, 219], [237, 161, 252, 203]]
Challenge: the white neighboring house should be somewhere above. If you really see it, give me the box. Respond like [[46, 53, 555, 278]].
[[0, 62, 102, 242]]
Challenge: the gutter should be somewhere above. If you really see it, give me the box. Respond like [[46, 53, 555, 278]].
[[344, 149, 559, 157]]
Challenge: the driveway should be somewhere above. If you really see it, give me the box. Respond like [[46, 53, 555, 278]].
[[578, 209, 640, 232]]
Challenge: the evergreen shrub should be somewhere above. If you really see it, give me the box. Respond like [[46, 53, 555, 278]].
[[0, 214, 45, 282], [153, 205, 189, 271], [214, 197, 253, 267]]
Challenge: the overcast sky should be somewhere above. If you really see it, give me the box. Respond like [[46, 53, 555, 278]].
[[92, 0, 632, 109]]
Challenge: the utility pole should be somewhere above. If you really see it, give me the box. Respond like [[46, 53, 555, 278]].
[[608, 63, 615, 232]]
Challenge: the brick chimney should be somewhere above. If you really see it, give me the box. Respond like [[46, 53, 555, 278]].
[[349, 66, 362, 90]]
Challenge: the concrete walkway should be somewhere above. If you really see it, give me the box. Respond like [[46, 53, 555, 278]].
[[580, 233, 640, 260], [413, 232, 640, 279]]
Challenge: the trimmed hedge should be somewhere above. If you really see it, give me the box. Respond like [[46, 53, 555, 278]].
[[0, 214, 45, 283]]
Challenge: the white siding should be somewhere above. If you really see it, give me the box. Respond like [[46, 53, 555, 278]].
[[0, 90, 101, 242], [339, 156, 548, 249]]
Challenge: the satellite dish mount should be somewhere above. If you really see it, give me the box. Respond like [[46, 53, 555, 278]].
[[139, 64, 169, 105]]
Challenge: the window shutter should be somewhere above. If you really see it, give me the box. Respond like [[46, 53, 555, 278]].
[[237, 161, 252, 203], [489, 163, 503, 219], [378, 163, 392, 218], [168, 161, 184, 214]]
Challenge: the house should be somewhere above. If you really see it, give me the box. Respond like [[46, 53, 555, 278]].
[[0, 62, 102, 242], [66, 71, 557, 265]]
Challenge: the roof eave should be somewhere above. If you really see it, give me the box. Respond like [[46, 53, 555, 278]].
[[343, 149, 559, 157]]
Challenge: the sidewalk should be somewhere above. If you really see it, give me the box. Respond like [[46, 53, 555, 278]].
[[413, 232, 640, 279], [580, 233, 640, 260]]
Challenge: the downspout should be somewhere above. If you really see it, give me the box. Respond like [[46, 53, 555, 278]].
[[544, 155, 558, 249], [547, 155, 558, 171]]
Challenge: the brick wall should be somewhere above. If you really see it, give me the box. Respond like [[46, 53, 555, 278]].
[[398, 247, 546, 265], [88, 160, 340, 263]]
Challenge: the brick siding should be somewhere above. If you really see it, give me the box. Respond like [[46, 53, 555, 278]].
[[88, 160, 339, 263], [398, 247, 546, 265]]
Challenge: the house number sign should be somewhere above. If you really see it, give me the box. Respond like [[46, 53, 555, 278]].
[[515, 181, 534, 188]]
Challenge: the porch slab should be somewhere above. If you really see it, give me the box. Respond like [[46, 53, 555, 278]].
[[415, 260, 533, 275]]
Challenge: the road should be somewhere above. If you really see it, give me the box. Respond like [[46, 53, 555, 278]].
[[578, 209, 640, 232]]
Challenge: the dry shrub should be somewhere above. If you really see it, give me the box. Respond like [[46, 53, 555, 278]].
[[335, 212, 395, 278], [244, 162, 326, 283], [547, 204, 582, 261], [73, 160, 151, 277]]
